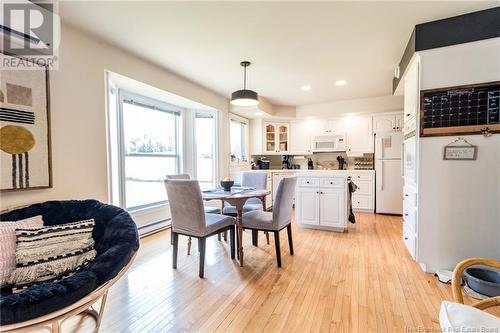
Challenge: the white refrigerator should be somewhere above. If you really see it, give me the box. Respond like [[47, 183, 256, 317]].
[[375, 131, 404, 214]]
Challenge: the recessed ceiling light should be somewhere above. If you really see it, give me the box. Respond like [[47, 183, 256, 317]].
[[301, 85, 312, 91], [335, 80, 347, 86], [255, 112, 263, 116]]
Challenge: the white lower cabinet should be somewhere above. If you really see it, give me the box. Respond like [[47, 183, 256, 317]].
[[296, 187, 320, 225], [296, 176, 348, 232], [348, 171, 375, 212], [319, 188, 345, 228]]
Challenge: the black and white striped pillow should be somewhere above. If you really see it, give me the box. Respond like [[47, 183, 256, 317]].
[[8, 219, 96, 292]]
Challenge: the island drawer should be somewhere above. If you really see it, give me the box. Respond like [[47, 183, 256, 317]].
[[351, 181, 372, 196], [320, 178, 345, 188], [298, 178, 319, 187], [351, 195, 372, 210], [348, 172, 374, 182]]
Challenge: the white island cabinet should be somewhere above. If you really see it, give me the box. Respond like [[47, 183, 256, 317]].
[[295, 173, 349, 232]]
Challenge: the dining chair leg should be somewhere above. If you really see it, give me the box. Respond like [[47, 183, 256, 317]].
[[199, 237, 206, 278], [287, 224, 294, 255], [172, 232, 178, 269], [265, 231, 270, 245], [274, 231, 282, 267], [230, 226, 235, 259], [170, 229, 173, 245], [223, 231, 228, 242], [218, 233, 222, 241], [187, 236, 192, 255], [252, 230, 258, 247], [236, 228, 240, 260]]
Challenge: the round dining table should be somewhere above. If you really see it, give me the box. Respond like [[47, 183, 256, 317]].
[[202, 188, 271, 267]]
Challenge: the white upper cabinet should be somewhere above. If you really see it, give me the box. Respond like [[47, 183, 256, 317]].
[[373, 113, 404, 133], [342, 116, 374, 156], [250, 119, 290, 155], [290, 120, 313, 154], [404, 60, 420, 122]]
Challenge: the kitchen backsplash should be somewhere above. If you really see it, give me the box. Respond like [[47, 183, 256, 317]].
[[250, 153, 374, 170]]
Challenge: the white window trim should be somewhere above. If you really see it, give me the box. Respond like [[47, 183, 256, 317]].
[[117, 89, 183, 211], [192, 109, 219, 187], [229, 113, 250, 163]]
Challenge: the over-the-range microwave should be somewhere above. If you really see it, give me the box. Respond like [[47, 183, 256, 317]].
[[311, 134, 346, 152]]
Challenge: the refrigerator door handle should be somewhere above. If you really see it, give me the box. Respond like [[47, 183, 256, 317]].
[[401, 141, 405, 178], [381, 161, 385, 191]]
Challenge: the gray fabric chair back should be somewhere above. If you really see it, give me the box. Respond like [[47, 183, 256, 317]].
[[272, 177, 297, 229], [242, 172, 267, 189], [164, 179, 206, 237], [166, 173, 191, 180]]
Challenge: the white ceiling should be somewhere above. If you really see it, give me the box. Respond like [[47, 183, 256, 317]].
[[60, 1, 499, 106]]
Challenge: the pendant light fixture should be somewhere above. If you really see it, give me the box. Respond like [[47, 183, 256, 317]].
[[230, 61, 259, 106]]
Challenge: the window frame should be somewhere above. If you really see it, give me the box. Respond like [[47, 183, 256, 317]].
[[229, 114, 249, 163], [192, 109, 219, 188], [117, 89, 183, 211]]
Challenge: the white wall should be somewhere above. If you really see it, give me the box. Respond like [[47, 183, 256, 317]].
[[0, 23, 230, 210], [296, 95, 403, 118], [417, 38, 500, 272]]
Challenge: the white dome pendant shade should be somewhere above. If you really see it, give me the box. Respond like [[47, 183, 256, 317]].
[[230, 61, 259, 106]]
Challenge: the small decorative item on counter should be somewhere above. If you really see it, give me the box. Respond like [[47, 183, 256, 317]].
[[220, 177, 235, 191]]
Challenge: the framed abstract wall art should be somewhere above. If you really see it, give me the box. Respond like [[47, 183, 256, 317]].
[[0, 54, 52, 191]]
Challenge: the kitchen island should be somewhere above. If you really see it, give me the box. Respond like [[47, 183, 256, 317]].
[[294, 172, 349, 232], [230, 169, 374, 213]]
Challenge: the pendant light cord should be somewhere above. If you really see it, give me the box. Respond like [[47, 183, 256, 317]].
[[243, 64, 247, 90]]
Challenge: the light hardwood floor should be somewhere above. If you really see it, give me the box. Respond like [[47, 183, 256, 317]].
[[61, 213, 479, 332]]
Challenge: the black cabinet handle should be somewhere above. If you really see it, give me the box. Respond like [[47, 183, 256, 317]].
[[406, 113, 410, 117], [405, 194, 409, 197], [330, 182, 333, 184], [404, 237, 408, 240], [306, 181, 310, 184], [404, 213, 408, 216]]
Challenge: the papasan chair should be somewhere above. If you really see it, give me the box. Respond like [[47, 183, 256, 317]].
[[0, 199, 139, 332]]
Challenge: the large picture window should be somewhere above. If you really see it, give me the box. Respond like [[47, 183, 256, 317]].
[[119, 91, 181, 210]]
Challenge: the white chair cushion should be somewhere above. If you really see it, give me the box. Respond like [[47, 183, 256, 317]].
[[205, 214, 236, 235], [242, 210, 273, 230], [204, 206, 221, 214], [439, 301, 500, 331], [223, 202, 263, 215]]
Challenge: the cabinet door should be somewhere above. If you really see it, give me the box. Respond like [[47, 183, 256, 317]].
[[277, 124, 289, 153], [373, 115, 395, 133], [290, 121, 312, 154], [403, 136, 417, 185], [319, 188, 345, 227], [395, 114, 404, 131], [345, 116, 373, 156], [404, 59, 419, 122], [264, 123, 276, 153], [296, 188, 319, 225]]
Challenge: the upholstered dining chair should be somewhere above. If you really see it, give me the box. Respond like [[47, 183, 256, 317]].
[[223, 172, 269, 245], [164, 179, 236, 278], [166, 174, 222, 254], [242, 177, 297, 267]]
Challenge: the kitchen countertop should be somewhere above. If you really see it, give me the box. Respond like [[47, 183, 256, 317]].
[[234, 169, 374, 174]]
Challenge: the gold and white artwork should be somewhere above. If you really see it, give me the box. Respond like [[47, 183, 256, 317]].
[[0, 54, 51, 191]]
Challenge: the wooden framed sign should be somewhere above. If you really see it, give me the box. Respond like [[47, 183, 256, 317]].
[[443, 138, 477, 160], [420, 81, 500, 137], [443, 146, 477, 160]]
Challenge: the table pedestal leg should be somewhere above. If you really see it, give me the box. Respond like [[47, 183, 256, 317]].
[[237, 207, 244, 267]]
